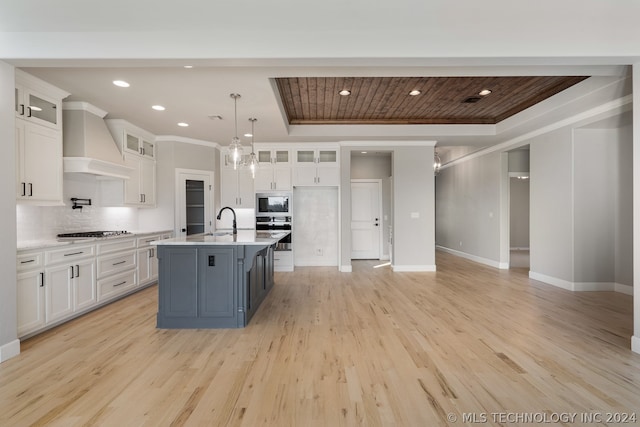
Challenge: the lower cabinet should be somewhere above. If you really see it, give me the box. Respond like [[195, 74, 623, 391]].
[[157, 244, 274, 329], [17, 232, 171, 339], [17, 270, 45, 337]]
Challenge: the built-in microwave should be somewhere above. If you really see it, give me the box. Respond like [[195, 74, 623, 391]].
[[256, 193, 291, 216]]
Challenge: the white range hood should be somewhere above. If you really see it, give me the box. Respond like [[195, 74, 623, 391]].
[[62, 102, 133, 179]]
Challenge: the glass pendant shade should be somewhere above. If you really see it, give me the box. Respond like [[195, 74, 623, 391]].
[[433, 152, 442, 175], [228, 136, 244, 170]]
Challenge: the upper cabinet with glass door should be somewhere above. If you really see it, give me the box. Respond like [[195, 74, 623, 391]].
[[294, 147, 339, 167], [15, 70, 69, 131], [105, 119, 156, 159]]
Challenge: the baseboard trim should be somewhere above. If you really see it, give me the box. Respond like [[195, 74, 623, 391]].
[[0, 339, 20, 363], [632, 336, 640, 354], [392, 265, 436, 272], [295, 261, 339, 267], [436, 245, 508, 269], [340, 265, 353, 273], [529, 272, 633, 294]]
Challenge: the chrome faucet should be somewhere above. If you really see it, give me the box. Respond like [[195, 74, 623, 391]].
[[216, 206, 237, 235]]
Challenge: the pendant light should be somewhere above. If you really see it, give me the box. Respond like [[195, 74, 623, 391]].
[[227, 93, 244, 170], [247, 118, 259, 179]]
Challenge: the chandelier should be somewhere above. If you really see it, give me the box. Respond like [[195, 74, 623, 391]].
[[227, 93, 244, 170], [247, 118, 259, 179]]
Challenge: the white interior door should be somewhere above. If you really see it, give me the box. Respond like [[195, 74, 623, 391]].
[[351, 180, 382, 259], [175, 170, 213, 237]]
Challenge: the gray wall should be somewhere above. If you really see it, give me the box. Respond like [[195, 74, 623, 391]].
[[573, 128, 616, 283], [0, 61, 18, 359], [510, 178, 530, 249], [616, 125, 633, 287], [393, 146, 435, 269], [436, 150, 502, 263], [138, 141, 218, 231], [530, 128, 575, 282]]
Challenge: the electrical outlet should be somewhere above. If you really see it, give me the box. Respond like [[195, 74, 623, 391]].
[[315, 248, 323, 256]]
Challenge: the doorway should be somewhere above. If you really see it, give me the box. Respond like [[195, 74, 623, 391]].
[[507, 147, 530, 269], [175, 169, 214, 237], [351, 180, 383, 259]]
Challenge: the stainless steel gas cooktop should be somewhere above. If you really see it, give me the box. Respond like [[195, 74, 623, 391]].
[[57, 230, 131, 239]]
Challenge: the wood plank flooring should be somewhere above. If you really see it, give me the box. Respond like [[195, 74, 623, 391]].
[[1, 252, 640, 426]]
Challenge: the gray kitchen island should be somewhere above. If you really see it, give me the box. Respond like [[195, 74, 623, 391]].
[[153, 230, 290, 328]]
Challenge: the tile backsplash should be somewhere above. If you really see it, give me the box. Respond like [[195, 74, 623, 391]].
[[17, 174, 139, 242]]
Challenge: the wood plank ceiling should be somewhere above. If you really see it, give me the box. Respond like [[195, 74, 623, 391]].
[[275, 76, 589, 125]]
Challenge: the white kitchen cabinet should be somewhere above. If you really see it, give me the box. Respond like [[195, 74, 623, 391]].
[[105, 119, 156, 159], [137, 234, 162, 286], [220, 167, 254, 208], [96, 237, 138, 302], [254, 147, 292, 191], [293, 147, 340, 186], [17, 267, 45, 337], [124, 153, 156, 206], [124, 131, 155, 159], [102, 153, 156, 207], [15, 119, 63, 204], [44, 244, 96, 323], [15, 70, 68, 131]]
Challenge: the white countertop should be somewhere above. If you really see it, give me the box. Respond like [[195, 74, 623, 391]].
[[17, 230, 173, 251], [154, 230, 290, 246]]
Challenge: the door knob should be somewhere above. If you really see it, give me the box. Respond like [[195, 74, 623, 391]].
[[181, 228, 186, 233]]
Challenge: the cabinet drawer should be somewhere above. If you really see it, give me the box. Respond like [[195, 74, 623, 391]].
[[137, 234, 161, 248], [273, 250, 293, 268], [97, 270, 137, 302], [45, 244, 95, 265], [97, 238, 137, 255], [97, 251, 136, 278], [17, 251, 44, 271]]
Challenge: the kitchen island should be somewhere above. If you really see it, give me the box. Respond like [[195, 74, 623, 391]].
[[153, 230, 289, 328]]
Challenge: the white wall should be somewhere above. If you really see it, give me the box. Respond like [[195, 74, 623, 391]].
[[0, 61, 18, 362], [393, 146, 435, 270], [436, 150, 503, 266], [293, 187, 339, 266]]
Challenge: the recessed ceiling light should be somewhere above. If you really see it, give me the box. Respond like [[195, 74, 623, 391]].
[[244, 133, 253, 137], [184, 65, 193, 69], [177, 122, 189, 127], [113, 80, 130, 88], [361, 151, 368, 154], [339, 89, 351, 96], [152, 105, 166, 111], [479, 89, 492, 96], [409, 90, 421, 96]]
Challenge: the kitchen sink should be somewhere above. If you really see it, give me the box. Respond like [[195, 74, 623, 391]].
[[204, 231, 232, 236]]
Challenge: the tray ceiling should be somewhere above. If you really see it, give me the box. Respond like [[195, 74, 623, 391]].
[[276, 76, 588, 125]]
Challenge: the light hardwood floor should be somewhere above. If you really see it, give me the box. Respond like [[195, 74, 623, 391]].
[[1, 252, 639, 426]]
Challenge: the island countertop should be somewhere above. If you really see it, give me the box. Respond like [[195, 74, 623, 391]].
[[152, 230, 290, 246]]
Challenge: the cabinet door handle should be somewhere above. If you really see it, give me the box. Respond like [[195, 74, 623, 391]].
[[40, 272, 44, 287], [21, 182, 26, 196], [75, 265, 80, 277], [28, 183, 33, 196], [114, 281, 127, 287], [112, 260, 126, 266], [21, 259, 35, 264], [19, 104, 25, 115], [64, 251, 84, 257], [149, 248, 154, 258], [26, 106, 32, 117], [70, 266, 75, 279]]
